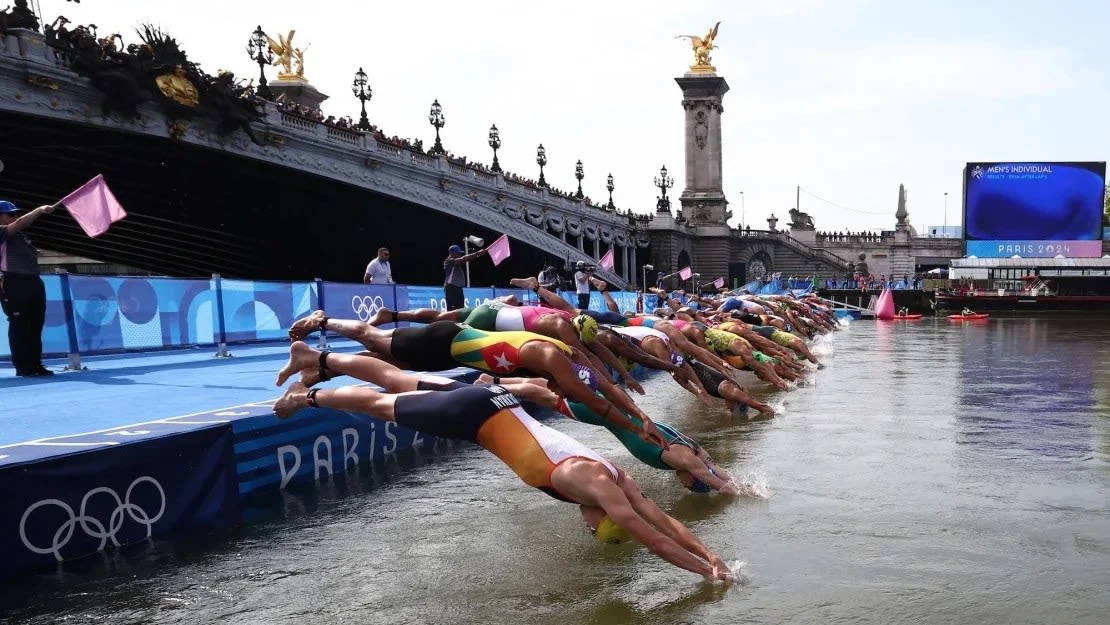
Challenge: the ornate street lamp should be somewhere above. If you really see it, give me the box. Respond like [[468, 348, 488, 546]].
[[606, 173, 615, 210], [488, 124, 502, 173], [574, 159, 585, 199], [351, 67, 372, 131], [246, 25, 274, 101], [428, 99, 445, 155], [536, 144, 548, 187], [654, 164, 674, 211]]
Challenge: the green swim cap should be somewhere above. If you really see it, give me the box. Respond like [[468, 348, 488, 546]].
[[594, 515, 631, 545]]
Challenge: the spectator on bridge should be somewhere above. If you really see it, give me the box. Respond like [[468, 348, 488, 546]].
[[0, 200, 56, 377], [443, 244, 488, 310], [363, 247, 393, 284]]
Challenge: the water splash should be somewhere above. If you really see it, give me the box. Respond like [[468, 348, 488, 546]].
[[731, 472, 772, 498]]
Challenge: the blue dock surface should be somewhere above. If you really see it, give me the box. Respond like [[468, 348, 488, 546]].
[[0, 338, 475, 580]]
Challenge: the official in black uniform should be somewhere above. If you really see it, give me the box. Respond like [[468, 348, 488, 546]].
[[0, 200, 55, 377]]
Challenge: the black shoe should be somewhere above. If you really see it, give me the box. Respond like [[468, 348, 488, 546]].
[[33, 367, 55, 376]]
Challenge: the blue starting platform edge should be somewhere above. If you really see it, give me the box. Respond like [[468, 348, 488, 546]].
[[0, 339, 477, 580]]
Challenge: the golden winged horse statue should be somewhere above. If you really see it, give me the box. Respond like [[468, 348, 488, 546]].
[[675, 21, 721, 71], [266, 29, 296, 79]]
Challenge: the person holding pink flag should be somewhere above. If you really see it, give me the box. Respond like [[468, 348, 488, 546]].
[[443, 243, 489, 310], [0, 200, 57, 376]]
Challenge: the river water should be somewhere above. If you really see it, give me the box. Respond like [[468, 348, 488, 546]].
[[4, 316, 1110, 625]]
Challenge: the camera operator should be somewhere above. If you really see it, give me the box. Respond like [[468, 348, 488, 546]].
[[573, 261, 594, 309]]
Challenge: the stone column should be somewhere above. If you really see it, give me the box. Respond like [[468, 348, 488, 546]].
[[675, 72, 730, 227]]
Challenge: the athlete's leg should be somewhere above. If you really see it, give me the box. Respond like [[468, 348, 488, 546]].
[[277, 341, 422, 391], [274, 381, 399, 419], [369, 306, 460, 327], [510, 276, 581, 314], [288, 310, 394, 355], [718, 379, 775, 417]]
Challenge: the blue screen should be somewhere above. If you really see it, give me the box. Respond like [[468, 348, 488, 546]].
[[963, 162, 1106, 258]]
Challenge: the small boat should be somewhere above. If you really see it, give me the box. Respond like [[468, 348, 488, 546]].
[[947, 313, 990, 320], [893, 313, 923, 320]]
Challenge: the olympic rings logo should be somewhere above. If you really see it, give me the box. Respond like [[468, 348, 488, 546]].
[[351, 295, 386, 321], [19, 476, 166, 561]]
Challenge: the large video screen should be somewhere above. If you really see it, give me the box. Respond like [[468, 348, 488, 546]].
[[963, 161, 1106, 258]]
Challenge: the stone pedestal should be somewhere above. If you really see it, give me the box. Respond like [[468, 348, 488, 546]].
[[675, 72, 730, 227], [270, 79, 329, 111]]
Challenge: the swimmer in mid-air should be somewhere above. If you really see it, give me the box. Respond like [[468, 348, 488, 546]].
[[272, 345, 735, 582]]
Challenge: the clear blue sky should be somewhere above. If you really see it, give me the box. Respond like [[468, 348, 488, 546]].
[[46, 0, 1109, 232]]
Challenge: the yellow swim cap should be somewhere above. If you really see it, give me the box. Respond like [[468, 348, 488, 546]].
[[593, 515, 632, 545], [572, 314, 599, 344]]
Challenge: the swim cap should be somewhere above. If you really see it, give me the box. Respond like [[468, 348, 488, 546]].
[[572, 314, 599, 344], [593, 515, 631, 544]]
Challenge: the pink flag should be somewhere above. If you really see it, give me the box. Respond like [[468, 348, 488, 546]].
[[599, 248, 614, 271], [58, 174, 127, 237], [487, 233, 511, 266], [678, 266, 692, 281], [713, 276, 725, 289]]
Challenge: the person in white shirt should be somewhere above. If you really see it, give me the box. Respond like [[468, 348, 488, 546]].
[[363, 247, 392, 284], [574, 261, 592, 309]]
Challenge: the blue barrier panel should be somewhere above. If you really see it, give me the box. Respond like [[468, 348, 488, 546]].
[[67, 275, 215, 352], [1, 425, 237, 579], [398, 285, 445, 312], [320, 282, 397, 324], [220, 280, 316, 343], [232, 406, 447, 496]]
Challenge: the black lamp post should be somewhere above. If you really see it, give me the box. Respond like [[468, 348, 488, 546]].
[[606, 173, 615, 210], [654, 164, 674, 211], [246, 25, 274, 101], [574, 159, 585, 199], [351, 67, 372, 131], [488, 124, 502, 173], [428, 99, 445, 155], [536, 144, 547, 187]]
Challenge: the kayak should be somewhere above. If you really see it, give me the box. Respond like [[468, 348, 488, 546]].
[[894, 314, 923, 320], [947, 313, 990, 320]]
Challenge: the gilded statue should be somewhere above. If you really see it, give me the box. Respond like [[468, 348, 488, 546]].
[[676, 21, 720, 71], [155, 65, 199, 107], [292, 43, 309, 78], [266, 29, 306, 80]]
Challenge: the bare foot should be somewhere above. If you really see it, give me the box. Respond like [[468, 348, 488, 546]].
[[588, 277, 608, 292], [274, 382, 309, 419], [299, 367, 322, 387], [276, 341, 319, 387], [510, 277, 539, 291], [368, 306, 395, 327], [288, 310, 327, 341]]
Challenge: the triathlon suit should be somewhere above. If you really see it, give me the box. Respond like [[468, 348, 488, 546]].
[[395, 381, 618, 501], [449, 325, 573, 374], [610, 325, 684, 368], [389, 321, 573, 374], [688, 358, 728, 398], [463, 302, 571, 332], [717, 297, 746, 313], [704, 328, 744, 354], [625, 316, 659, 328], [564, 400, 699, 470], [580, 309, 628, 326], [747, 324, 777, 339]]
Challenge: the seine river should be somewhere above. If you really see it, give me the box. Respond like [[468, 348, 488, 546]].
[[4, 316, 1109, 625]]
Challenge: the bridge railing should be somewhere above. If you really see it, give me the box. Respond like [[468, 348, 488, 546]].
[[0, 273, 645, 364]]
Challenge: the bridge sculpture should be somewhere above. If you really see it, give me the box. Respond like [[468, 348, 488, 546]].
[[0, 23, 646, 288]]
